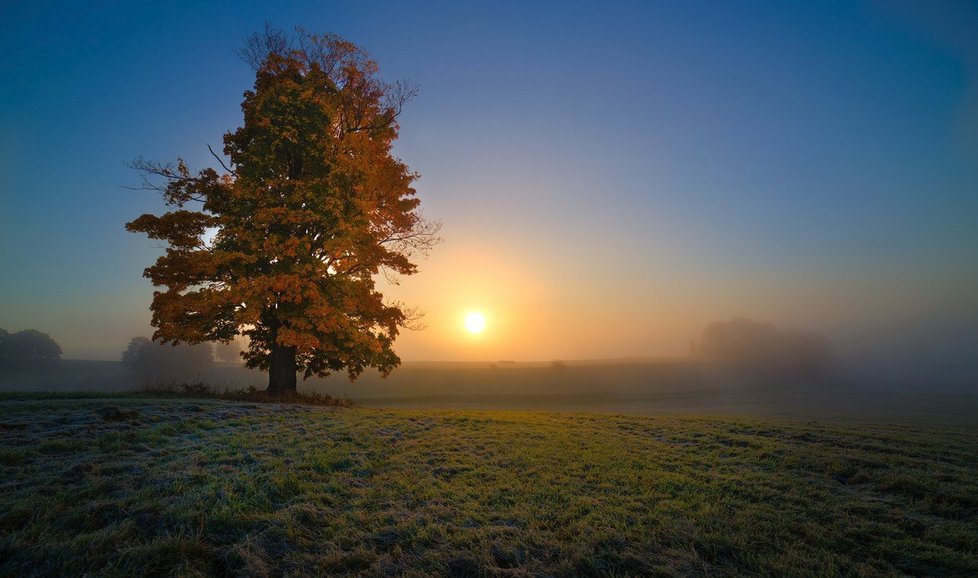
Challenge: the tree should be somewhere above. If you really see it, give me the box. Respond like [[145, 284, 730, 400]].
[[126, 28, 439, 395], [121, 337, 214, 386], [0, 328, 62, 370], [213, 338, 243, 363], [693, 318, 833, 381]]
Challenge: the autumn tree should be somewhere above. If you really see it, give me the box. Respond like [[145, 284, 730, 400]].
[[126, 28, 439, 395]]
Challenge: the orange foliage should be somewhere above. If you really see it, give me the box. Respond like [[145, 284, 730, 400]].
[[127, 29, 439, 392]]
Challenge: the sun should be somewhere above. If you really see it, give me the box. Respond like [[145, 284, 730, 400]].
[[464, 311, 486, 334]]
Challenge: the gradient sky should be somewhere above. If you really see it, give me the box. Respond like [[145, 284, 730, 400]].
[[1, 1, 976, 364]]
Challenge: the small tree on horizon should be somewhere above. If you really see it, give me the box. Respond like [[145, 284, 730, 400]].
[[127, 28, 439, 395]]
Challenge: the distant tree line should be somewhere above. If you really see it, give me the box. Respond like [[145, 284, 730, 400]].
[[692, 318, 833, 380], [0, 328, 62, 371], [121, 337, 243, 386]]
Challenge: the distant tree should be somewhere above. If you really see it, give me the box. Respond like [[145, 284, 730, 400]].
[[214, 338, 244, 363], [126, 27, 439, 396], [121, 337, 214, 386], [0, 328, 62, 370], [120, 337, 152, 371], [694, 318, 833, 380]]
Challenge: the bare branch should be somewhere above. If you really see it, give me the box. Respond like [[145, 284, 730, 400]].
[[127, 158, 209, 205], [207, 144, 237, 176], [392, 302, 426, 331], [380, 217, 443, 257], [236, 22, 292, 71]]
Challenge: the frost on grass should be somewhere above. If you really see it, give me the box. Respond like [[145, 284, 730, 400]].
[[1, 399, 977, 576]]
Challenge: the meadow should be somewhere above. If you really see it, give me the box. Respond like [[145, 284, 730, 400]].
[[1, 396, 976, 576], [3, 359, 976, 427]]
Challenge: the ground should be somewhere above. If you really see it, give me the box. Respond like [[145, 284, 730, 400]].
[[1, 397, 976, 576]]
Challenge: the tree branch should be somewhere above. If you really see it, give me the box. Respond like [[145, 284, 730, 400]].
[[208, 144, 236, 176]]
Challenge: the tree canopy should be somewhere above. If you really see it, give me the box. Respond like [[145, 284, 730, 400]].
[[0, 328, 62, 370], [126, 28, 439, 394]]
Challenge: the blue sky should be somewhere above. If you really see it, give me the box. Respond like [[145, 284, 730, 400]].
[[1, 1, 976, 365]]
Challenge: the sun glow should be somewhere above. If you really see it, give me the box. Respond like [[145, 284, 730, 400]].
[[464, 311, 486, 334]]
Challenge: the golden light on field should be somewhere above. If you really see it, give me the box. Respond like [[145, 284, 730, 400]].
[[464, 311, 486, 334]]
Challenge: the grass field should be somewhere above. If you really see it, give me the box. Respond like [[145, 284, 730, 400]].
[[1, 397, 977, 576], [5, 360, 978, 428]]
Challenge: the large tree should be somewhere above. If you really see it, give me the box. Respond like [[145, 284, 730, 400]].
[[127, 29, 439, 395]]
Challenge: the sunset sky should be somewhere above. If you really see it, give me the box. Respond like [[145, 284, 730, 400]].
[[1, 1, 976, 364]]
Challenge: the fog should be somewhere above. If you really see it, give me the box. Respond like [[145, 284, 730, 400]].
[[2, 0, 976, 425], [3, 315, 975, 426]]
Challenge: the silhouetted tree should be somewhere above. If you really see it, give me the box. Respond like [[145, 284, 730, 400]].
[[121, 337, 214, 386], [0, 328, 62, 370], [120, 337, 151, 372], [694, 318, 833, 380], [127, 28, 439, 396]]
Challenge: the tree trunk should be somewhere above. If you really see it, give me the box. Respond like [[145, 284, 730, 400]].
[[267, 343, 297, 395]]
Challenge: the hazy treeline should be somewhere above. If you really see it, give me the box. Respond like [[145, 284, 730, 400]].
[[691, 318, 833, 380], [2, 318, 975, 415], [120, 337, 243, 386], [0, 328, 61, 370]]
